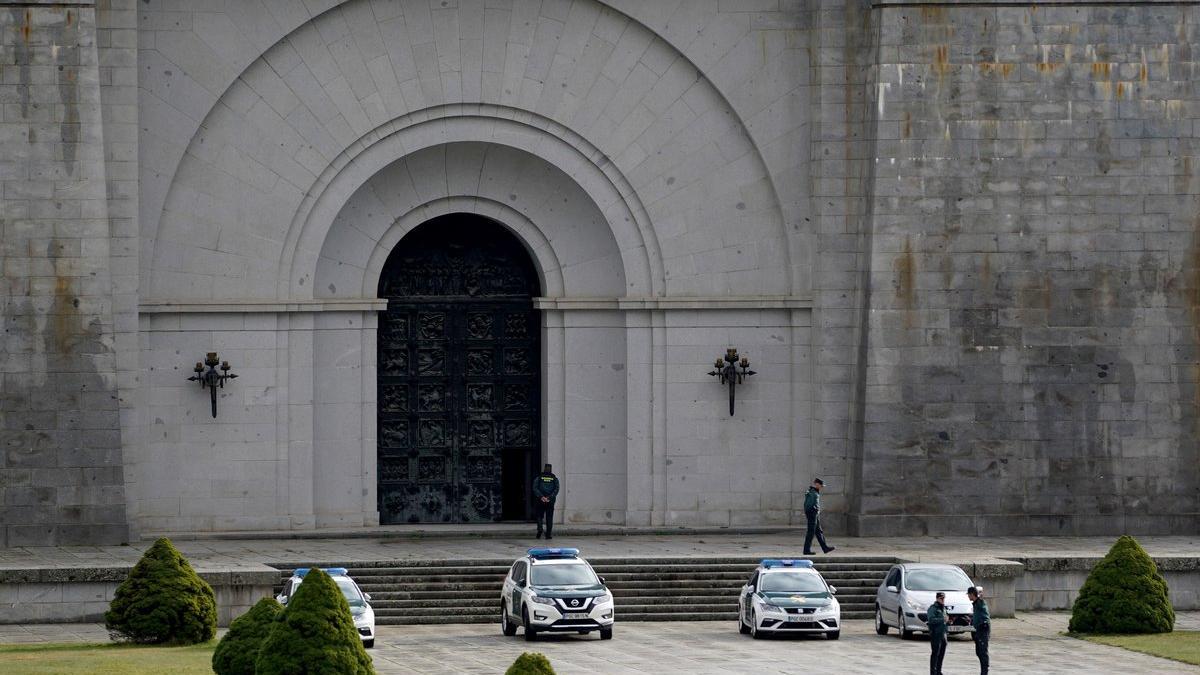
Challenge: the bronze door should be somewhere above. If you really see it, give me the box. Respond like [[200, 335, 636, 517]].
[[377, 215, 540, 524]]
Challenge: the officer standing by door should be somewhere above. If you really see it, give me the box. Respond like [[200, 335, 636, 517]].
[[927, 591, 949, 675], [802, 478, 835, 555], [968, 586, 990, 674], [533, 463, 559, 539]]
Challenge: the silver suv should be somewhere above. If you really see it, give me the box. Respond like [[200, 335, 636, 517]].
[[500, 548, 614, 641]]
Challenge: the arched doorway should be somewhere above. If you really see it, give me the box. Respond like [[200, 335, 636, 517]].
[[376, 214, 541, 523]]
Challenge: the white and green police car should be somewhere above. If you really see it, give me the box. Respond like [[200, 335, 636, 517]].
[[500, 548, 615, 641], [738, 559, 841, 639], [277, 567, 376, 648]]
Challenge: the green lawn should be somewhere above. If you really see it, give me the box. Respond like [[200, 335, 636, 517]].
[[1081, 631, 1200, 666], [0, 642, 215, 674]]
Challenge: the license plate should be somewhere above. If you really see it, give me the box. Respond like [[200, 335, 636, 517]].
[[949, 626, 970, 633], [786, 616, 808, 623], [564, 612, 589, 619]]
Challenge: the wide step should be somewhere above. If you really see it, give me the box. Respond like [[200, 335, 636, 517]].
[[271, 556, 893, 626]]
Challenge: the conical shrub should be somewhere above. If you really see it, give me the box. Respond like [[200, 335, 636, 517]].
[[1069, 535, 1175, 634], [505, 652, 556, 675], [212, 597, 282, 675], [104, 537, 217, 644], [255, 568, 374, 675]]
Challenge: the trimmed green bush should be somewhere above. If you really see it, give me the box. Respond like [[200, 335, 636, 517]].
[[255, 568, 374, 675], [505, 652, 556, 675], [1069, 535, 1175, 634], [212, 597, 282, 675], [104, 537, 217, 645]]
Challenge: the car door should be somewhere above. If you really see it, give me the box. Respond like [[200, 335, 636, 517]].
[[880, 567, 902, 616], [511, 561, 528, 617], [741, 570, 759, 623]]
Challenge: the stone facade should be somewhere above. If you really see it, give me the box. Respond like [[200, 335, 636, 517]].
[[0, 0, 1197, 543]]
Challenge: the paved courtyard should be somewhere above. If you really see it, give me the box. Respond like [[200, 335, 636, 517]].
[[2, 614, 1197, 674]]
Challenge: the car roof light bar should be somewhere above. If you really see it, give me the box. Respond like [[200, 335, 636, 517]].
[[761, 559, 814, 569], [527, 547, 580, 559]]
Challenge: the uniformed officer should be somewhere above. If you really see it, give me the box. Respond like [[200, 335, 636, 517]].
[[968, 585, 990, 674], [802, 478, 835, 555], [533, 463, 560, 540], [927, 591, 949, 675]]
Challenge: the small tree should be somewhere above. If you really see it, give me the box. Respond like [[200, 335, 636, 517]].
[[104, 537, 217, 644], [505, 652, 556, 675], [255, 568, 374, 675], [212, 597, 282, 675], [1069, 535, 1175, 634]]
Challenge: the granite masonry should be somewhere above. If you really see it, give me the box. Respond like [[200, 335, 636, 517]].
[[0, 0, 1196, 544]]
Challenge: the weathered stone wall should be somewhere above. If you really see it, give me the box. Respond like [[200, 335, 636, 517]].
[[854, 0, 1200, 535], [0, 1, 129, 546]]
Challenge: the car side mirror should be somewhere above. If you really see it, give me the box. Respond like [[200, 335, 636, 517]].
[[747, 585, 755, 593], [518, 580, 526, 588], [886, 585, 898, 593], [364, 593, 371, 602], [830, 587, 838, 595], [599, 576, 606, 585]]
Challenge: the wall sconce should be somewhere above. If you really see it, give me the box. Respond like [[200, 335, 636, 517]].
[[708, 347, 755, 416], [188, 352, 237, 418]]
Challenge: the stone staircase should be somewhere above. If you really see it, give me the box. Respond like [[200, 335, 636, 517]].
[[271, 556, 894, 625]]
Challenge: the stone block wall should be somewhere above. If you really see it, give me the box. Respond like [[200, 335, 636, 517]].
[[852, 0, 1200, 535], [0, 1, 129, 546]]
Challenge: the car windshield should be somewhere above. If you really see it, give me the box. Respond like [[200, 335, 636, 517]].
[[296, 575, 366, 607], [904, 568, 972, 591], [530, 562, 598, 587], [759, 572, 827, 593]]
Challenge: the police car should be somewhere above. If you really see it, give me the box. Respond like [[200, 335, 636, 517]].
[[277, 567, 376, 648], [738, 559, 841, 639], [500, 548, 614, 641]]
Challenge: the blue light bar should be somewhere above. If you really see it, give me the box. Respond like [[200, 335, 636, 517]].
[[527, 547, 579, 559], [294, 567, 349, 577], [761, 559, 814, 569]]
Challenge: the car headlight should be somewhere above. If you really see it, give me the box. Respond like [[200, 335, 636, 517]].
[[529, 594, 552, 605], [904, 596, 926, 612], [756, 597, 781, 611], [596, 590, 613, 604], [814, 603, 837, 615]]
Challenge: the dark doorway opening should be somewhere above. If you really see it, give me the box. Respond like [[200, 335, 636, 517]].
[[376, 214, 541, 524]]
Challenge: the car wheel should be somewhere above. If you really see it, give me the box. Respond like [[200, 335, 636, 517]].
[[875, 606, 889, 635], [523, 607, 537, 642], [363, 639, 374, 649], [600, 627, 613, 640], [899, 609, 914, 640], [827, 630, 840, 640], [501, 603, 517, 636], [750, 609, 765, 640]]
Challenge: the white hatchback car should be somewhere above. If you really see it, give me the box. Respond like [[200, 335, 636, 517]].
[[738, 559, 841, 639], [500, 547, 615, 641], [277, 567, 376, 648], [874, 563, 975, 639]]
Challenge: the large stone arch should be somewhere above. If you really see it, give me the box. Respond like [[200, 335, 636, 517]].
[[146, 0, 790, 301]]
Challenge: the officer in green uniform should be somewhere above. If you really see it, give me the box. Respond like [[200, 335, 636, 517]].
[[927, 591, 949, 675], [968, 586, 990, 674], [532, 463, 559, 540], [802, 478, 835, 555]]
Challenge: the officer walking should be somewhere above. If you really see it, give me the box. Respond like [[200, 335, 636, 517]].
[[533, 463, 559, 540], [927, 591, 949, 675], [968, 585, 990, 674], [802, 478, 835, 555]]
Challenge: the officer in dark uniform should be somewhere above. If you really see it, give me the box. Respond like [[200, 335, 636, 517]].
[[802, 478, 835, 555], [968, 585, 990, 674], [532, 463, 559, 540], [927, 591, 949, 675]]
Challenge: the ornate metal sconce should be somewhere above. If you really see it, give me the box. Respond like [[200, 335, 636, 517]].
[[708, 348, 756, 416], [188, 352, 237, 418]]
